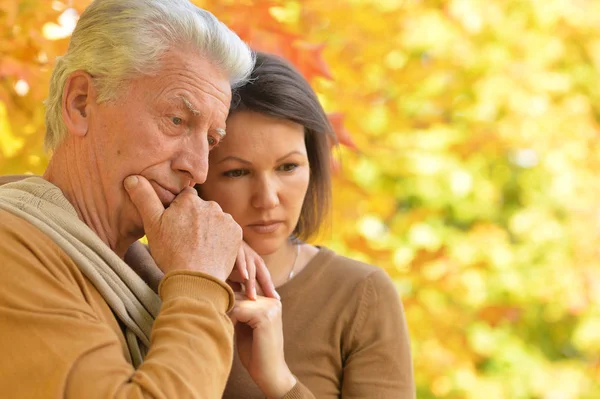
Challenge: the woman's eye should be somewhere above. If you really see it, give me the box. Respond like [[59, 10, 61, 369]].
[[278, 163, 298, 172], [223, 169, 248, 178], [171, 116, 183, 126]]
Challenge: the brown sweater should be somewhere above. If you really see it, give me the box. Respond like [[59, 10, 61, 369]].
[[0, 209, 235, 398], [223, 247, 415, 399]]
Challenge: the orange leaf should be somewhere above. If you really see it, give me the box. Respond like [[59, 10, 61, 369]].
[[0, 0, 19, 26], [215, 3, 331, 83], [0, 56, 32, 80], [478, 305, 522, 327], [328, 112, 358, 150], [288, 41, 333, 82]]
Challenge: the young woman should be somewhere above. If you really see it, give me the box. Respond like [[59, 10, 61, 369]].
[[197, 52, 415, 398]]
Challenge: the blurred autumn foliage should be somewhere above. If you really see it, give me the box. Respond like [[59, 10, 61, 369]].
[[2, 0, 600, 397]]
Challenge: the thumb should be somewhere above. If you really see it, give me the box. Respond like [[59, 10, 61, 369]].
[[124, 175, 164, 230]]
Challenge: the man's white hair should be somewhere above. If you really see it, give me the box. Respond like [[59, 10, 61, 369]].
[[44, 0, 254, 150]]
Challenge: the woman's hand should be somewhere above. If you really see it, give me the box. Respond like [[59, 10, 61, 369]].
[[228, 241, 279, 300], [230, 292, 296, 398]]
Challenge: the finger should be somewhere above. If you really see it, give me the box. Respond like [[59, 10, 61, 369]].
[[255, 259, 280, 300], [173, 186, 200, 201], [235, 246, 250, 280], [230, 310, 258, 333], [229, 304, 256, 326], [245, 254, 257, 300], [124, 175, 164, 228], [230, 295, 280, 329], [229, 298, 250, 326], [229, 292, 248, 325], [167, 186, 201, 210]]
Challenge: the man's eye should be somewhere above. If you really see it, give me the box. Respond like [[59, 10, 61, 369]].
[[224, 169, 248, 178], [171, 116, 183, 125], [208, 136, 216, 146]]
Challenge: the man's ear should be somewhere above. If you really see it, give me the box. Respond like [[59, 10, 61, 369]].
[[62, 71, 96, 138]]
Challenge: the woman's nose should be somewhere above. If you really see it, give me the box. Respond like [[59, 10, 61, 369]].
[[251, 177, 280, 209]]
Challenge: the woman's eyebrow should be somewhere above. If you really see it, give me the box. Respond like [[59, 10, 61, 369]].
[[276, 151, 305, 162], [217, 156, 251, 165]]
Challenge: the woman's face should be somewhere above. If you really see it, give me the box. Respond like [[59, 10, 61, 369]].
[[198, 110, 310, 255]]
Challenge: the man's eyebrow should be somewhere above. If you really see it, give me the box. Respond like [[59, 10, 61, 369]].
[[178, 96, 201, 116], [214, 128, 226, 138]]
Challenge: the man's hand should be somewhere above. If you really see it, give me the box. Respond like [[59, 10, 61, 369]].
[[124, 175, 241, 281]]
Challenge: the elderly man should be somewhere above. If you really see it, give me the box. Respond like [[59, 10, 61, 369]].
[[0, 0, 264, 397]]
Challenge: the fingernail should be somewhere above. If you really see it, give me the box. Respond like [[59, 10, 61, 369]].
[[124, 176, 139, 190], [274, 290, 281, 300]]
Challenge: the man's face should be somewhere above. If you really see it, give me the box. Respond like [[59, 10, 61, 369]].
[[85, 48, 231, 239]]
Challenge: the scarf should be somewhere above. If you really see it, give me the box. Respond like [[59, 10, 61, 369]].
[[0, 177, 160, 367]]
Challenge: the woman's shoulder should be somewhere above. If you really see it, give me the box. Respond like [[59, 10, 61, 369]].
[[282, 245, 397, 301], [312, 246, 396, 291]]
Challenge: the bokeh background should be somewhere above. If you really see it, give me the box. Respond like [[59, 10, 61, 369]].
[[1, 1, 600, 397]]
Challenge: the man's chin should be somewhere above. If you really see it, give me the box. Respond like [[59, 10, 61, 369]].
[[122, 216, 147, 243], [130, 227, 147, 243]]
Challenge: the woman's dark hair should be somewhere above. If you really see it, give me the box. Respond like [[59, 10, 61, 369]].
[[230, 51, 336, 241]]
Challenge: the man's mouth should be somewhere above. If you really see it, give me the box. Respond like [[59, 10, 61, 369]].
[[149, 181, 177, 207]]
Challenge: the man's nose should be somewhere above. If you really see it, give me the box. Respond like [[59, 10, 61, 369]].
[[172, 138, 210, 184]]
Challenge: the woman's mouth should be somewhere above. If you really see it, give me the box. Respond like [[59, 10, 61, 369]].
[[247, 221, 283, 234]]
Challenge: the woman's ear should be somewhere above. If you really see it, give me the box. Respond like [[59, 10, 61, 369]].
[[61, 70, 96, 138]]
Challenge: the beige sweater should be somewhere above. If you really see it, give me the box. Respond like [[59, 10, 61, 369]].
[[0, 207, 235, 398], [223, 247, 415, 399]]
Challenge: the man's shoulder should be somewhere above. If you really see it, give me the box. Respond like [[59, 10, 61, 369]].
[[0, 208, 56, 249], [0, 174, 32, 186], [0, 209, 80, 283]]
